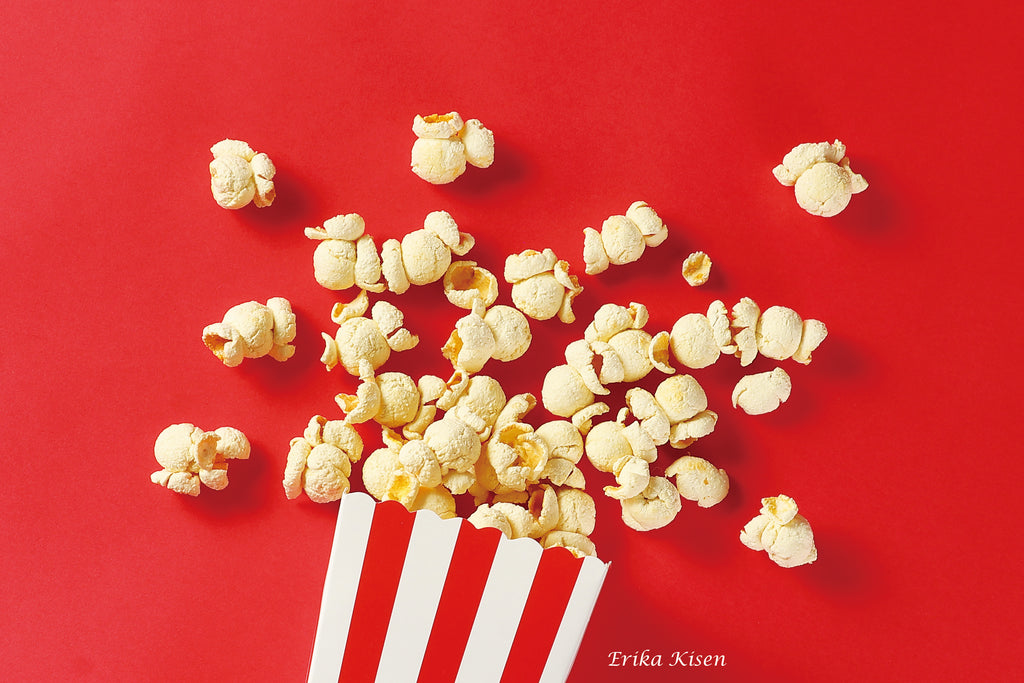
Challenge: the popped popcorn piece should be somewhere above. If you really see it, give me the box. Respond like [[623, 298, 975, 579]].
[[422, 412, 483, 477], [283, 416, 363, 503], [541, 364, 595, 419], [442, 300, 532, 373], [773, 140, 867, 217], [202, 297, 296, 367], [668, 313, 720, 369], [468, 485, 560, 539], [681, 251, 712, 286], [732, 367, 792, 415], [443, 260, 499, 309], [209, 139, 276, 209], [623, 375, 718, 450], [304, 213, 385, 292], [151, 423, 251, 496], [447, 374, 508, 441], [664, 455, 729, 508], [504, 248, 583, 323], [584, 419, 658, 502], [410, 112, 494, 184], [542, 531, 597, 558], [730, 297, 761, 366], [321, 290, 418, 376], [620, 476, 682, 531], [380, 211, 475, 293], [740, 494, 817, 567], [583, 201, 668, 275]]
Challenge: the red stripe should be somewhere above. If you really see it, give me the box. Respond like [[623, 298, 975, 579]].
[[337, 500, 416, 683], [499, 547, 583, 682], [416, 522, 503, 683]]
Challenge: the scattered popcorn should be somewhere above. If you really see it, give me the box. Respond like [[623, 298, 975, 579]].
[[626, 374, 718, 449], [209, 139, 276, 209], [469, 485, 560, 539], [773, 139, 867, 217], [443, 260, 499, 309], [304, 213, 385, 292], [740, 494, 817, 567], [732, 367, 792, 415], [664, 455, 729, 508], [668, 312, 720, 369], [202, 297, 296, 367], [321, 290, 418, 376], [620, 476, 682, 531], [504, 248, 583, 323], [380, 211, 475, 293], [681, 251, 712, 286], [583, 420, 656, 501], [152, 423, 250, 496], [410, 112, 494, 184], [283, 416, 364, 503], [442, 300, 532, 373], [583, 201, 668, 275]]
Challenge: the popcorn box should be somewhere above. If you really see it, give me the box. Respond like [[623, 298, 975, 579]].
[[307, 492, 609, 682]]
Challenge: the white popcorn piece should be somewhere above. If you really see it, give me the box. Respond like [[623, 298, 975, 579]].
[[541, 364, 595, 419], [442, 300, 532, 374], [623, 376, 717, 450], [664, 455, 729, 508], [740, 494, 817, 567], [773, 140, 867, 217], [321, 290, 418, 376], [380, 211, 475, 293], [731, 297, 761, 366], [668, 313, 721, 369], [620, 476, 682, 532], [504, 248, 583, 323], [447, 374, 508, 441], [583, 202, 667, 275], [542, 530, 597, 558], [410, 112, 494, 184], [283, 416, 364, 503], [202, 297, 296, 367], [422, 412, 483, 477], [443, 260, 499, 309], [209, 139, 276, 209], [304, 213, 385, 293], [151, 423, 251, 496], [681, 251, 712, 286], [732, 367, 792, 415], [469, 485, 560, 540]]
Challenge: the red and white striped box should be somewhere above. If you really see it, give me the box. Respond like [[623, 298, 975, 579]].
[[306, 492, 609, 683]]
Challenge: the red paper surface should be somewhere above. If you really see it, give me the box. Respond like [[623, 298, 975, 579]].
[[2, 1, 1021, 681]]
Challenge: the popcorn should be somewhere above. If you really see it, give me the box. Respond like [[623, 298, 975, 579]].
[[304, 214, 385, 292], [626, 374, 718, 449], [283, 416, 364, 503], [681, 251, 712, 286], [443, 260, 499, 309], [583, 420, 656, 502], [442, 300, 531, 374], [668, 312, 720, 369], [664, 455, 729, 508], [773, 140, 867, 217], [209, 139, 276, 209], [620, 476, 682, 532], [410, 112, 494, 184], [582, 201, 668, 275], [740, 494, 817, 567], [321, 290, 418, 376], [504, 248, 583, 323], [732, 367, 792, 415], [468, 485, 560, 540], [151, 423, 250, 496], [380, 211, 475, 293], [202, 297, 296, 367]]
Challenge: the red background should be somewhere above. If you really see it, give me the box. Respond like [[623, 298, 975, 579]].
[[3, 1, 1021, 681]]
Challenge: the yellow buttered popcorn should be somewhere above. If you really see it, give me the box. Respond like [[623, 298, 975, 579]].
[[209, 139, 276, 209], [202, 297, 296, 367], [152, 423, 250, 496], [681, 251, 712, 287], [773, 140, 867, 217], [411, 112, 494, 184], [740, 495, 817, 567]]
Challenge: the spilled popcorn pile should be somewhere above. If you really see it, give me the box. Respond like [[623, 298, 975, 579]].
[[152, 125, 867, 569]]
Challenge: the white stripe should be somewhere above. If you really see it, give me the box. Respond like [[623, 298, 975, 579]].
[[538, 557, 610, 683], [373, 511, 462, 683], [453, 537, 543, 683], [306, 492, 377, 683]]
